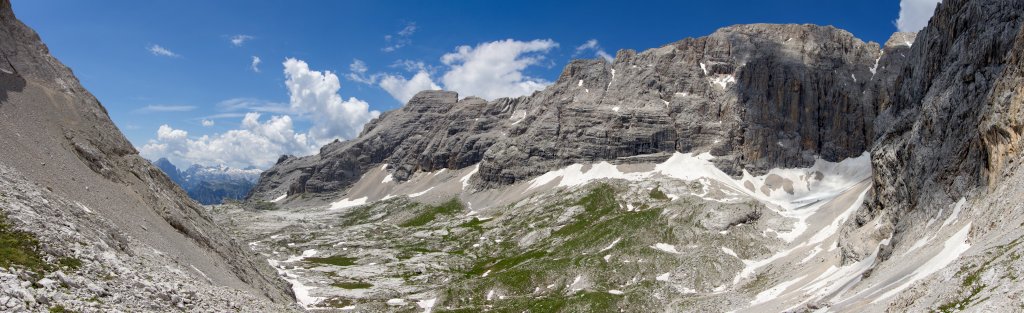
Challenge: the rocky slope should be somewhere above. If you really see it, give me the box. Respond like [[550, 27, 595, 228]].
[[153, 158, 260, 205], [251, 24, 909, 201], [0, 1, 295, 311]]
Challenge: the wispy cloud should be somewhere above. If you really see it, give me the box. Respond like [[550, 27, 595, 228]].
[[198, 112, 249, 120], [135, 104, 196, 113], [573, 39, 613, 62], [383, 22, 417, 52], [216, 98, 290, 114], [231, 34, 254, 46], [148, 44, 180, 58], [346, 59, 379, 84], [251, 56, 262, 73], [201, 119, 215, 127]]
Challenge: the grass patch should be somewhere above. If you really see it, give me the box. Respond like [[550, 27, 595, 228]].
[[0, 213, 48, 272], [49, 305, 77, 313], [469, 250, 548, 276], [58, 257, 82, 271], [552, 184, 618, 237], [322, 297, 354, 308], [458, 218, 486, 230], [332, 281, 373, 289], [252, 201, 278, 211], [649, 186, 669, 200], [306, 255, 357, 267], [400, 198, 464, 227], [938, 235, 1024, 312]]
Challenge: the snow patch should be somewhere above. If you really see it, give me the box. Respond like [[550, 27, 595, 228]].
[[870, 51, 884, 76], [461, 164, 479, 190], [408, 187, 434, 198], [270, 193, 287, 203], [600, 237, 622, 252], [651, 243, 679, 254], [329, 197, 368, 210], [710, 75, 736, 89], [941, 197, 967, 228], [417, 298, 437, 312], [751, 275, 807, 305], [656, 272, 671, 282], [721, 247, 738, 258], [871, 223, 972, 303], [509, 110, 527, 125]]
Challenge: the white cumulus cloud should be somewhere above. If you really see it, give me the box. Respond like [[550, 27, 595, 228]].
[[379, 71, 441, 104], [349, 39, 559, 102], [574, 39, 614, 62], [251, 56, 262, 72], [141, 59, 382, 169], [148, 44, 180, 58], [441, 39, 558, 100], [896, 0, 942, 32], [283, 58, 381, 144], [140, 113, 315, 169]]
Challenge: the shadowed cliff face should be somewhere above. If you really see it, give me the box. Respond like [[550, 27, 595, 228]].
[[251, 24, 905, 201], [824, 0, 1024, 265], [0, 0, 293, 303], [868, 0, 1024, 221]]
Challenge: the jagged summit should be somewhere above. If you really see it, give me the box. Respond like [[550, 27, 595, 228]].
[[251, 23, 901, 201]]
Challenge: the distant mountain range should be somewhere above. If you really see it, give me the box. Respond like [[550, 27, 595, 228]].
[[152, 158, 262, 205]]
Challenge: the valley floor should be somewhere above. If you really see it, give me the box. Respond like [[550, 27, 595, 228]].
[[210, 152, 1024, 312]]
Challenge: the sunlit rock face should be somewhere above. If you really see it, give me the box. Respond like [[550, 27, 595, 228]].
[[253, 24, 909, 200]]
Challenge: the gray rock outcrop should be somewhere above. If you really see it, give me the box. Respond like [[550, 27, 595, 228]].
[[865, 0, 1024, 250], [253, 24, 907, 200]]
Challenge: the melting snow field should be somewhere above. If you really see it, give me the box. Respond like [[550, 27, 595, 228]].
[[870, 223, 972, 303], [329, 197, 368, 210], [651, 243, 680, 254], [268, 249, 322, 308]]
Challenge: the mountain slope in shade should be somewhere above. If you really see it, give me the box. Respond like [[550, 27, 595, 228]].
[[0, 1, 295, 311]]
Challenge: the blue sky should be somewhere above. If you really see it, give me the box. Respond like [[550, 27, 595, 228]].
[[11, 0, 930, 169]]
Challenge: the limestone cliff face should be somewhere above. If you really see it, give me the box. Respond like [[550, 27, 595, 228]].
[[0, 0, 292, 303], [252, 25, 897, 199], [834, 0, 1024, 264], [253, 24, 902, 200]]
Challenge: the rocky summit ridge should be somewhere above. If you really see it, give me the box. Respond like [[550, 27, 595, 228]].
[[251, 23, 913, 201]]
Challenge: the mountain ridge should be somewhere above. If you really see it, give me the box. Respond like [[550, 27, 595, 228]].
[[251, 23, 909, 202], [152, 157, 260, 205]]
